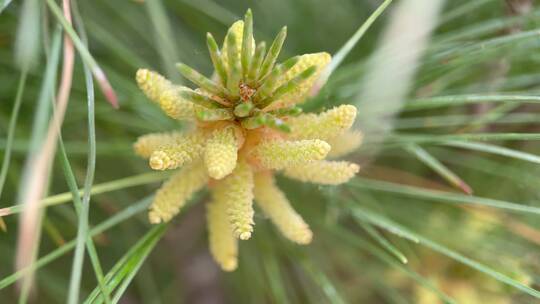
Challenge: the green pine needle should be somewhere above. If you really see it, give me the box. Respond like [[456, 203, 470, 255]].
[[247, 41, 266, 85], [254, 55, 299, 102], [241, 9, 254, 79], [258, 26, 287, 80], [178, 90, 222, 108], [195, 107, 234, 121], [259, 65, 317, 108], [226, 32, 242, 96], [176, 62, 226, 96], [234, 101, 254, 117], [206, 32, 228, 86]]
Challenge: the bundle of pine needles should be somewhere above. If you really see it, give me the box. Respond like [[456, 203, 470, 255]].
[[1, 0, 539, 303]]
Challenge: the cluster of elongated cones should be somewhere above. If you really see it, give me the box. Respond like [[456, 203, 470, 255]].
[[134, 9, 362, 271]]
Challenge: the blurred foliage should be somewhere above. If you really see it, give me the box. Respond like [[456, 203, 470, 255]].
[[1, 0, 540, 303]]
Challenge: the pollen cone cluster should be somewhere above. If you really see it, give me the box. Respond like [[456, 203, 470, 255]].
[[134, 9, 362, 271]]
